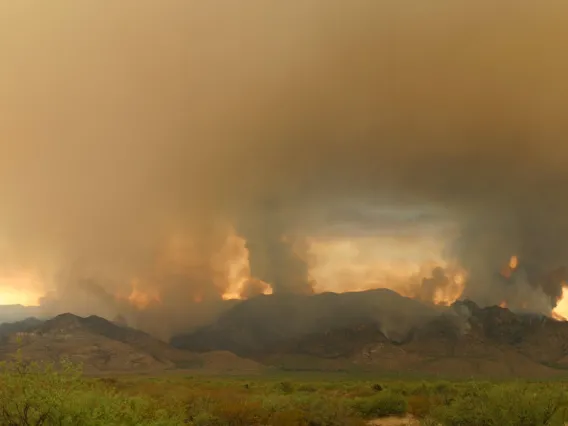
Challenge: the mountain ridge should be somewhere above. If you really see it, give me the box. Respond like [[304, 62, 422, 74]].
[[0, 312, 263, 374], [171, 290, 568, 377]]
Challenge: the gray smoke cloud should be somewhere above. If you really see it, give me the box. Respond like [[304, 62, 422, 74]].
[[1, 0, 568, 336], [236, 199, 313, 295]]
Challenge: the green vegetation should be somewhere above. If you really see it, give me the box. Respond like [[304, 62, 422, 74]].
[[0, 350, 185, 425], [351, 392, 408, 419], [1, 353, 568, 425]]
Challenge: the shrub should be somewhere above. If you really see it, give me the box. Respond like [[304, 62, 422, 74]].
[[297, 383, 318, 392], [371, 383, 384, 392], [351, 391, 408, 418], [407, 394, 438, 419], [0, 350, 185, 425], [259, 394, 364, 426], [0, 351, 83, 425], [190, 412, 222, 426], [426, 384, 568, 426], [275, 381, 295, 393]]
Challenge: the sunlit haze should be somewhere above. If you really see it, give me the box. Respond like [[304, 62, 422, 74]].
[[2, 1, 568, 337], [0, 272, 42, 306]]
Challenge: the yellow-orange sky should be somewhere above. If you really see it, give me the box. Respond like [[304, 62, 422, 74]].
[[2, 1, 568, 329], [0, 231, 452, 306], [0, 272, 42, 305], [2, 232, 568, 323]]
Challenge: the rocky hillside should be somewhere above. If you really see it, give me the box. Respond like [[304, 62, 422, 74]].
[[171, 289, 440, 354], [172, 290, 568, 377], [0, 313, 262, 374]]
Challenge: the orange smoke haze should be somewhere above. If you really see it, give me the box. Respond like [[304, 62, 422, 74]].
[[124, 280, 161, 310], [1, 231, 458, 305], [307, 234, 466, 305], [553, 287, 568, 320], [3, 230, 467, 308], [0, 271, 42, 306], [2, 237, 568, 335], [2, 1, 568, 336]]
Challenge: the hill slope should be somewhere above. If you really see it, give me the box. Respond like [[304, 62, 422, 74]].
[[171, 289, 439, 355], [0, 313, 261, 374], [172, 290, 568, 377]]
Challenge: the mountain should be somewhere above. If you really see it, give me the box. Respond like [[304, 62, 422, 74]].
[[0, 313, 261, 374], [0, 304, 45, 324], [171, 290, 568, 378], [5, 291, 565, 378], [0, 317, 43, 340], [171, 289, 440, 355]]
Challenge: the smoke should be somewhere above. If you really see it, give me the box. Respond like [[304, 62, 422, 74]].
[[236, 199, 313, 295], [1, 0, 568, 335]]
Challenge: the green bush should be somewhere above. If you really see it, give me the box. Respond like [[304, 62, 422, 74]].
[[184, 392, 364, 426], [296, 383, 318, 393], [426, 384, 568, 426], [274, 381, 295, 393], [350, 391, 408, 418], [0, 350, 185, 425], [7, 351, 568, 426], [190, 412, 223, 426], [291, 394, 363, 426]]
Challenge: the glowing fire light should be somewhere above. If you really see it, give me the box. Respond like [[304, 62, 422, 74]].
[[431, 270, 467, 306], [501, 255, 519, 279], [553, 286, 568, 320], [220, 230, 274, 300], [509, 255, 518, 270], [125, 280, 160, 309], [220, 232, 254, 300], [499, 301, 507, 308], [222, 281, 273, 300]]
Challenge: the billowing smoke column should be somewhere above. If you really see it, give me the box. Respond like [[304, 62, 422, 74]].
[[237, 198, 313, 295], [1, 0, 568, 336], [452, 210, 568, 314]]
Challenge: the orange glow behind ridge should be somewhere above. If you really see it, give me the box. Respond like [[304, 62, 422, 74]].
[[3, 237, 568, 323], [0, 271, 43, 306], [125, 279, 161, 309], [553, 286, 568, 320]]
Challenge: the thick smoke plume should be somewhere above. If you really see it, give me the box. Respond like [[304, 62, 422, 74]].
[[1, 1, 568, 336]]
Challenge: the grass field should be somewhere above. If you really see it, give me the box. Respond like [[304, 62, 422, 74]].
[[2, 352, 568, 425]]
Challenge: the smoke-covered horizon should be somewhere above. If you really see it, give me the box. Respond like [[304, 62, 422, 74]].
[[2, 1, 568, 337]]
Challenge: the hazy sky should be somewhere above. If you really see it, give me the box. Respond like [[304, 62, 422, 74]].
[[1, 1, 568, 332]]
